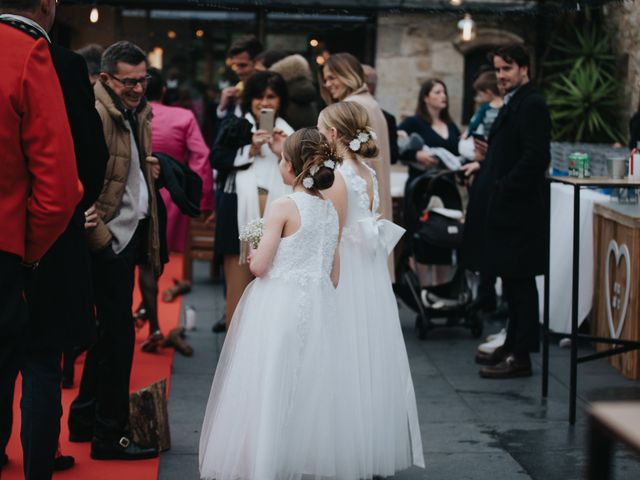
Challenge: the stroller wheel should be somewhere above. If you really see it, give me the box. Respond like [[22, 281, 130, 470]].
[[415, 313, 429, 340]]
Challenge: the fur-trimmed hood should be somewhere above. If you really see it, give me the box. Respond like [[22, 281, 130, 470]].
[[270, 54, 312, 82], [270, 54, 317, 104]]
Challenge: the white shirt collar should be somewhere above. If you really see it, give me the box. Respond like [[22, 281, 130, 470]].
[[503, 87, 519, 105], [0, 14, 51, 43]]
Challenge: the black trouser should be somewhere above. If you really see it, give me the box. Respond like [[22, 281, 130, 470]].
[[69, 226, 142, 440], [0, 251, 26, 459], [502, 276, 540, 361], [477, 274, 498, 311], [19, 348, 62, 480], [0, 252, 62, 480]]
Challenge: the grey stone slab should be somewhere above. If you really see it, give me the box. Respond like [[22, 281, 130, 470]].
[[412, 374, 458, 398], [514, 450, 640, 480], [415, 395, 478, 423], [481, 421, 588, 453], [159, 453, 200, 480], [458, 390, 579, 423], [444, 373, 569, 399], [421, 422, 504, 454], [421, 452, 530, 480]]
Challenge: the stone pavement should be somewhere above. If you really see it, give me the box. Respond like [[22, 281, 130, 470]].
[[159, 262, 640, 480]]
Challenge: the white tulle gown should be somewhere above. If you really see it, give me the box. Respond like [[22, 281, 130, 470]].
[[335, 162, 425, 477], [200, 191, 360, 480]]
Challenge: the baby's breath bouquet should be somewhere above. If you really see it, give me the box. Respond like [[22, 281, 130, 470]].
[[239, 218, 265, 249]]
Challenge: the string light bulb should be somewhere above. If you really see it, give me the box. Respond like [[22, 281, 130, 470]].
[[450, 0, 463, 6], [458, 13, 476, 42], [89, 7, 99, 24], [196, 29, 204, 39], [310, 38, 319, 47]]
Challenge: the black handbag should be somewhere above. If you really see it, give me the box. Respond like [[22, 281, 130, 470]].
[[416, 210, 464, 249]]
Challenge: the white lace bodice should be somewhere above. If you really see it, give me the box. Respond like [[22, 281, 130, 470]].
[[339, 162, 380, 236], [266, 192, 339, 285]]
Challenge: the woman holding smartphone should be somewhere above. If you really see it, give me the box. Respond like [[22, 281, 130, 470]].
[[212, 71, 293, 329]]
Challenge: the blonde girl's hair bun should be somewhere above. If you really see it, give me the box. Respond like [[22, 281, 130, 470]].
[[319, 101, 380, 159]]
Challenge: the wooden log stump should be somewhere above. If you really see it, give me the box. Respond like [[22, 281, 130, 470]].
[[128, 378, 171, 452]]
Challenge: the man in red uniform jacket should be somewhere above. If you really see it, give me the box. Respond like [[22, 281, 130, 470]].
[[0, 0, 82, 476]]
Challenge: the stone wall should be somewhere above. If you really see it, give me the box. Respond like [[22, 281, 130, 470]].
[[605, 0, 640, 140], [374, 11, 535, 125]]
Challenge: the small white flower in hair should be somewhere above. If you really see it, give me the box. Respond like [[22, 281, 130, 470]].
[[369, 130, 378, 140], [309, 165, 320, 176], [323, 160, 336, 169], [302, 177, 315, 189], [357, 132, 370, 143], [349, 139, 361, 152]]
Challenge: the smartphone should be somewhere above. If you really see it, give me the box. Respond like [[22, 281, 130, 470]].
[[259, 108, 275, 135], [471, 132, 487, 142]]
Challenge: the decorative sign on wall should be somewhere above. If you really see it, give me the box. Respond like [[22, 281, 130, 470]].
[[604, 239, 631, 339]]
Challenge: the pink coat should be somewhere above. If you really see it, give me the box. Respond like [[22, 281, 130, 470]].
[[151, 101, 213, 252]]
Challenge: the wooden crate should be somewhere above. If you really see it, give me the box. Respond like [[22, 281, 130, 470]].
[[592, 202, 640, 379]]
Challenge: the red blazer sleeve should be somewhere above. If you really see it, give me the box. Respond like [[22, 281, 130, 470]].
[[185, 111, 214, 211], [21, 39, 83, 263]]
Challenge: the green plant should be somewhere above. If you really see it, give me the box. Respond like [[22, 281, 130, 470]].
[[542, 26, 623, 143]]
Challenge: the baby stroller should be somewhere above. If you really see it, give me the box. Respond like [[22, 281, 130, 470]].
[[394, 169, 483, 339]]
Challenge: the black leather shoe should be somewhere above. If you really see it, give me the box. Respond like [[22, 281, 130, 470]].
[[53, 454, 75, 471], [212, 316, 226, 333], [475, 346, 508, 366], [479, 355, 533, 379], [1, 453, 8, 469], [90, 436, 158, 461]]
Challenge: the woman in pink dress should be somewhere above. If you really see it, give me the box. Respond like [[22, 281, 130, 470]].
[[149, 72, 214, 253]]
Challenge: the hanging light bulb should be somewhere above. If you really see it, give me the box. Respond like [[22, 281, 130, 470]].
[[450, 0, 463, 6], [457, 13, 476, 42], [89, 7, 99, 24]]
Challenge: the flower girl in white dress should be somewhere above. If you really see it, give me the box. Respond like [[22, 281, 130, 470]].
[[319, 102, 425, 477], [199, 128, 353, 480]]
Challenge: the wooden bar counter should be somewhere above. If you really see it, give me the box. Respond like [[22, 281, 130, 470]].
[[592, 200, 640, 379]]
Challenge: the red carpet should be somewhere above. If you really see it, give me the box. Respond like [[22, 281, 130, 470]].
[[2, 254, 183, 480]]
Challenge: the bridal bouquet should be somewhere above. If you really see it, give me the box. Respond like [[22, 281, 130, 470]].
[[239, 219, 265, 249]]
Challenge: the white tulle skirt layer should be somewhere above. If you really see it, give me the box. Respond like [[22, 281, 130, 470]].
[[335, 237, 425, 477], [199, 276, 370, 480]]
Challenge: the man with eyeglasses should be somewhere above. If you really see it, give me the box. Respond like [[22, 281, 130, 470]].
[[67, 40, 160, 461]]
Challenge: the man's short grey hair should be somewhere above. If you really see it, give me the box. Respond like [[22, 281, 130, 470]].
[[101, 41, 147, 75], [0, 0, 40, 12], [76, 43, 104, 76]]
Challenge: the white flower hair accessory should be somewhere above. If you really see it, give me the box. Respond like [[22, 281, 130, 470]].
[[349, 128, 377, 152], [309, 165, 320, 176], [302, 177, 315, 189], [324, 159, 336, 169]]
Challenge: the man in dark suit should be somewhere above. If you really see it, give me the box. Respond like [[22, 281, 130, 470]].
[[461, 45, 551, 378], [0, 0, 108, 476]]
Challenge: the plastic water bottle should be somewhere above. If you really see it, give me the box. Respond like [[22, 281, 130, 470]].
[[185, 305, 197, 331]]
